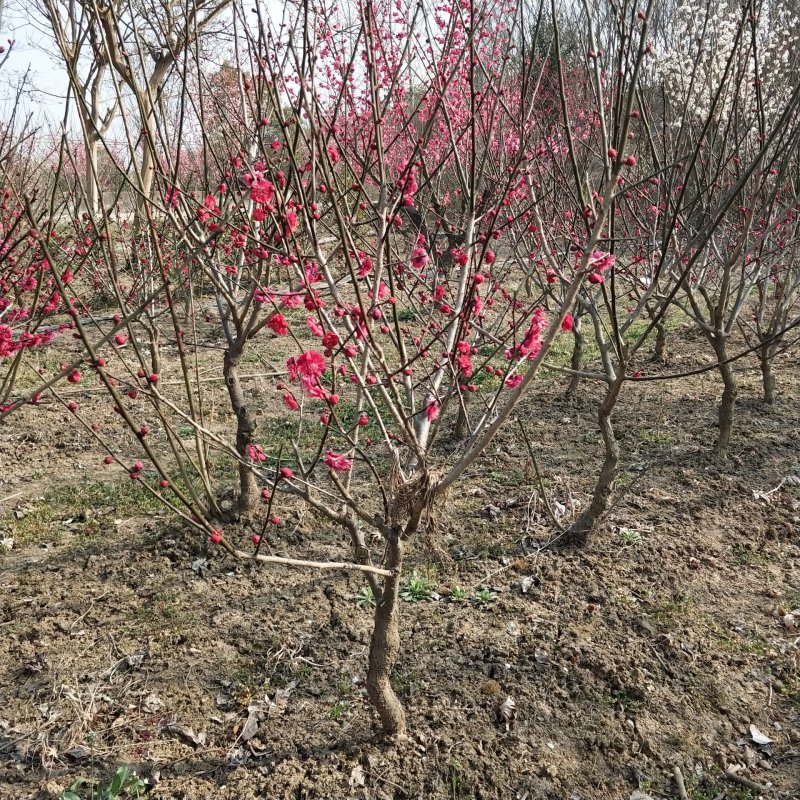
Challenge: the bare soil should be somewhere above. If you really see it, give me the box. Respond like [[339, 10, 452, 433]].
[[1, 331, 799, 800]]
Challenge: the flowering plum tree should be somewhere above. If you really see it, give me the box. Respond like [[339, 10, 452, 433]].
[[5, 0, 800, 736], [652, 0, 800, 457], [527, 0, 800, 545]]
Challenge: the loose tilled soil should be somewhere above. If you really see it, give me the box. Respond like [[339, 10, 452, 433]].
[[1, 329, 799, 800]]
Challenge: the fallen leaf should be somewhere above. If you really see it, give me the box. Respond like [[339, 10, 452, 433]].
[[190, 558, 208, 575], [247, 738, 269, 757], [165, 723, 205, 748], [239, 712, 259, 742], [225, 744, 247, 767], [750, 724, 773, 746], [142, 693, 163, 714], [65, 745, 92, 761], [349, 764, 366, 788], [498, 696, 517, 731]]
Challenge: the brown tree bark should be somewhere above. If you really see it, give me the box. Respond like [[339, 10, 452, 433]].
[[563, 374, 624, 545], [367, 533, 406, 735], [223, 348, 259, 515], [652, 318, 667, 362], [565, 315, 584, 399], [710, 335, 737, 460], [760, 344, 776, 405]]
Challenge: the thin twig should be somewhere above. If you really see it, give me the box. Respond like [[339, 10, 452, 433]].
[[234, 549, 393, 576], [56, 371, 281, 395], [673, 766, 690, 800], [69, 591, 110, 633], [516, 417, 565, 531], [0, 492, 24, 504], [723, 769, 770, 795]]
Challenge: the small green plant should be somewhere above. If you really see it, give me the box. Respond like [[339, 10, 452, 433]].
[[329, 699, 349, 719], [638, 428, 671, 445], [618, 527, 642, 546], [471, 589, 497, 606], [449, 586, 468, 601], [354, 586, 376, 608], [400, 571, 435, 602], [733, 545, 773, 566], [178, 424, 195, 438], [61, 766, 146, 800], [687, 779, 758, 800]]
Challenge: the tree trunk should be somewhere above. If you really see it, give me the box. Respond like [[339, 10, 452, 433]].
[[760, 345, 775, 406], [652, 317, 667, 363], [565, 315, 584, 399], [453, 391, 470, 441], [223, 348, 259, 516], [147, 327, 161, 414], [712, 336, 737, 460], [367, 533, 406, 735], [133, 79, 164, 226], [563, 375, 624, 546], [135, 122, 157, 223], [85, 135, 101, 217]]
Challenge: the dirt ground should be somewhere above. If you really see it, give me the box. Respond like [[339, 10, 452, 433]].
[[1, 328, 799, 800]]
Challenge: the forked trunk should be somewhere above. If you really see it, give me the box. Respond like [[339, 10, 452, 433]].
[[563, 375, 624, 546], [367, 533, 406, 735]]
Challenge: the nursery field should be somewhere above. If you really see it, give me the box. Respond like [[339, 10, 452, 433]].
[[1, 332, 799, 800], [3, 0, 800, 796]]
